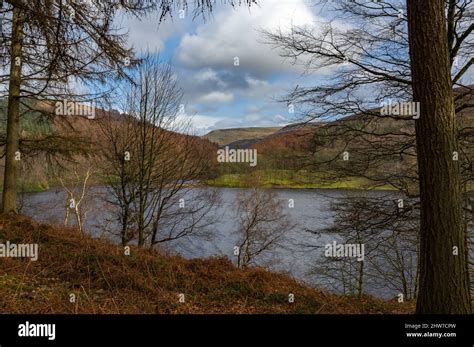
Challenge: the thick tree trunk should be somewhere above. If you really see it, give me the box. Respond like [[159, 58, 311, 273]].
[[2, 7, 24, 214], [407, 0, 471, 313]]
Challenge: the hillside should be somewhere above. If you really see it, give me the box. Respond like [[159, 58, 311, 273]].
[[207, 93, 473, 190], [253, 109, 473, 155], [0, 90, 471, 192], [203, 127, 281, 146], [0, 214, 414, 314], [0, 99, 218, 190], [253, 123, 319, 153], [236, 87, 474, 155]]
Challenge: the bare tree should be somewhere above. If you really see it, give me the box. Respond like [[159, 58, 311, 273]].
[[235, 173, 294, 268], [99, 56, 219, 247], [306, 194, 418, 299], [59, 166, 92, 233], [264, 0, 473, 312], [263, 0, 472, 196]]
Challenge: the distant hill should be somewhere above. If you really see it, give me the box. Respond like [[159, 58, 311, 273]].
[[249, 88, 474, 155], [276, 122, 325, 133], [0, 99, 218, 189], [203, 127, 281, 146]]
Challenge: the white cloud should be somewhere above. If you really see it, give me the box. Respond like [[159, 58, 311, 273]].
[[197, 91, 234, 103], [186, 114, 234, 134], [194, 68, 220, 83], [119, 14, 184, 53], [175, 0, 320, 77], [246, 76, 268, 87]]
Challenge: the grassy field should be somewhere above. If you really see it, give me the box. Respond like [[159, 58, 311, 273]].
[[0, 214, 414, 313], [7, 169, 396, 194], [208, 170, 396, 190], [0, 181, 50, 194]]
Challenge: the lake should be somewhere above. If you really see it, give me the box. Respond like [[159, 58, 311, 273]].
[[19, 186, 408, 299]]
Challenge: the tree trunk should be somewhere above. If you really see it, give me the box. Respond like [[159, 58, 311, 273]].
[[138, 202, 145, 247], [121, 212, 129, 247], [2, 7, 24, 214], [357, 260, 364, 300], [407, 0, 471, 313]]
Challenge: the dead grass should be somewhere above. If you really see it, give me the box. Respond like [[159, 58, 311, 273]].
[[0, 214, 414, 314]]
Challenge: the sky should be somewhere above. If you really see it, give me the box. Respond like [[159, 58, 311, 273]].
[[116, 0, 473, 135], [117, 0, 335, 135]]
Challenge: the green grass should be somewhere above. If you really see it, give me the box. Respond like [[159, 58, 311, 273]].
[[3, 169, 399, 194], [18, 181, 50, 193], [207, 170, 395, 190], [0, 181, 50, 193]]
